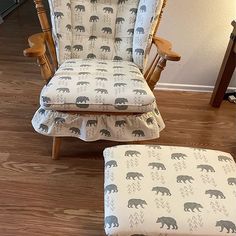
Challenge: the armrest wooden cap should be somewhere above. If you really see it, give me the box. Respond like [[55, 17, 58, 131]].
[[152, 36, 181, 61], [23, 33, 46, 57]]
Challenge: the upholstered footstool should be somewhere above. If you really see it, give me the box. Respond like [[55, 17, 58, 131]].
[[103, 145, 236, 236]]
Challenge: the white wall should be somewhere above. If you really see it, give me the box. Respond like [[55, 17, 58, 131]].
[[154, 0, 236, 91]]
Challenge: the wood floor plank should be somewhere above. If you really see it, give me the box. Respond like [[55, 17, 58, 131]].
[[0, 1, 235, 235]]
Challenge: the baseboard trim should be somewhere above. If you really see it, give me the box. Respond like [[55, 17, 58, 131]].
[[155, 83, 236, 93]]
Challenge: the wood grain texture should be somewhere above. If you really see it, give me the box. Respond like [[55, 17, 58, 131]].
[[24, 32, 54, 82], [33, 0, 58, 69], [52, 137, 61, 160], [0, 1, 235, 235], [152, 36, 181, 61]]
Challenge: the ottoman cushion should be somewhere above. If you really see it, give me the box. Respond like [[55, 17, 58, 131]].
[[103, 145, 236, 235]]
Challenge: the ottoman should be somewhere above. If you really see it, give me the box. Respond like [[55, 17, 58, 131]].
[[103, 145, 236, 236]]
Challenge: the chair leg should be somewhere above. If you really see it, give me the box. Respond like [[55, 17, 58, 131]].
[[132, 140, 143, 144], [52, 137, 61, 160]]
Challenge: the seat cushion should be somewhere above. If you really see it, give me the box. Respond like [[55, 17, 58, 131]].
[[103, 145, 236, 235], [40, 59, 156, 113]]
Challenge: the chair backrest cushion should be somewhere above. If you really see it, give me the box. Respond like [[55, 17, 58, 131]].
[[133, 0, 164, 69], [48, 0, 164, 69]]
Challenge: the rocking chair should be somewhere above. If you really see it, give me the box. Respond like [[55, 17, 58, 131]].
[[24, 0, 180, 159]]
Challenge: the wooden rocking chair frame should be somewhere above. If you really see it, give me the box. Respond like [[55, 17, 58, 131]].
[[24, 0, 180, 159]]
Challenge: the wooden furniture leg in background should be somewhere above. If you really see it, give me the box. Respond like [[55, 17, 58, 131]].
[[210, 21, 236, 107]]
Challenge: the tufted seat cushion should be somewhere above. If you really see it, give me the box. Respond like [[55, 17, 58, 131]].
[[103, 145, 236, 235], [40, 59, 156, 112]]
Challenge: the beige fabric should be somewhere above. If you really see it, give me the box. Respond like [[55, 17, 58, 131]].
[[40, 59, 156, 112], [133, 0, 164, 69], [104, 145, 236, 235], [32, 0, 167, 142], [31, 106, 165, 142], [48, 0, 163, 69]]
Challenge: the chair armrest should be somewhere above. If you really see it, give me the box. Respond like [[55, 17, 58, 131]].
[[152, 36, 181, 61], [23, 33, 46, 57], [23, 33, 53, 83], [145, 36, 181, 90]]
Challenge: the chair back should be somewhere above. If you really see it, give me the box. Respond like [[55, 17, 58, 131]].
[[47, 0, 165, 69]]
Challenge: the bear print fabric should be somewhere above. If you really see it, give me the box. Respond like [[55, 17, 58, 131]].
[[31, 105, 165, 141], [40, 59, 156, 112], [103, 145, 236, 235], [48, 0, 163, 69], [133, 0, 164, 69]]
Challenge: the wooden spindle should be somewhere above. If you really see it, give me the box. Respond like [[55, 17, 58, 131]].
[[145, 55, 160, 82], [154, 0, 167, 35], [37, 54, 54, 83], [148, 57, 167, 91], [34, 0, 58, 70]]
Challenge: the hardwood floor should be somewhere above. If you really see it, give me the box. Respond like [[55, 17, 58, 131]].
[[0, 1, 235, 235]]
